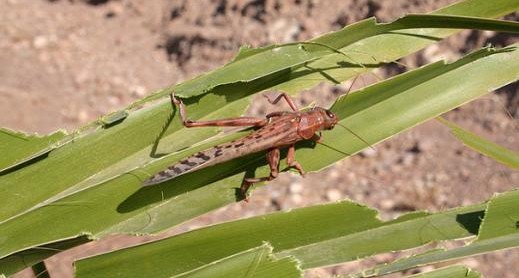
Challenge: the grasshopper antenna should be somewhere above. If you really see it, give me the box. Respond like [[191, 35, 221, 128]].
[[336, 122, 376, 152], [331, 65, 376, 152], [316, 141, 352, 156]]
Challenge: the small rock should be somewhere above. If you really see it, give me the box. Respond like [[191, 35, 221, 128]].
[[353, 193, 365, 202], [289, 182, 303, 194], [360, 148, 377, 157], [419, 139, 434, 152], [270, 190, 281, 199], [112, 76, 124, 86], [401, 153, 414, 166], [326, 188, 342, 201], [33, 35, 48, 49], [110, 2, 125, 15], [328, 168, 340, 179], [380, 199, 394, 210], [130, 85, 147, 98], [269, 19, 301, 43], [107, 95, 120, 106], [375, 253, 395, 263], [291, 194, 303, 205], [283, 23, 301, 42], [462, 258, 479, 268], [78, 109, 89, 123]]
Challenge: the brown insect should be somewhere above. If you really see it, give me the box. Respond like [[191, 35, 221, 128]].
[[142, 93, 339, 198]]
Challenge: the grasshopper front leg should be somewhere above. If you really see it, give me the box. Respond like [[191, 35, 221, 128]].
[[263, 93, 298, 111], [171, 94, 268, 127]]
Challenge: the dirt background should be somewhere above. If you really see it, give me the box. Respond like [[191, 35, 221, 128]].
[[2, 0, 517, 277]]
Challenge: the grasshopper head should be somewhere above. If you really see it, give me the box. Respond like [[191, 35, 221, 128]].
[[315, 107, 339, 130]]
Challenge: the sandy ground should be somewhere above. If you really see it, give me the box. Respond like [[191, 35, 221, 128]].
[[1, 0, 518, 277]]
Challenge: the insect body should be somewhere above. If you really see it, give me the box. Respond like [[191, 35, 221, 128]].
[[142, 93, 339, 197]]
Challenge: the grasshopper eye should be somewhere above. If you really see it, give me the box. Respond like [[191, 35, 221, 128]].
[[325, 110, 335, 118]]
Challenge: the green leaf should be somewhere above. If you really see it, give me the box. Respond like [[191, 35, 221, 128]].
[[74, 201, 380, 277], [74, 190, 519, 278], [477, 190, 519, 240], [76, 243, 301, 278], [438, 117, 519, 170], [355, 234, 519, 277], [276, 203, 483, 269], [350, 190, 519, 277], [136, 11, 519, 102], [2, 0, 519, 274], [76, 191, 519, 277], [173, 244, 301, 278], [0, 128, 66, 172], [0, 236, 89, 276], [3, 43, 519, 277], [405, 265, 482, 278]]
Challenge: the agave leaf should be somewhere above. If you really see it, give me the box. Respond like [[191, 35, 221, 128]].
[[404, 265, 482, 278], [437, 117, 519, 170], [349, 190, 519, 277], [0, 128, 66, 172], [72, 44, 519, 276], [3, 44, 519, 275], [76, 243, 301, 278], [74, 188, 519, 277], [173, 243, 301, 278], [2, 0, 519, 274], [74, 201, 382, 277]]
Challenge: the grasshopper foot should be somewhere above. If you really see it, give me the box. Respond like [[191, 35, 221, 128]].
[[238, 181, 254, 202], [288, 161, 306, 177], [170, 93, 182, 106]]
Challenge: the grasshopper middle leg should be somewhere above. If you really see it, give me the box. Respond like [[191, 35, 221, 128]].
[[263, 93, 298, 111], [240, 148, 280, 199]]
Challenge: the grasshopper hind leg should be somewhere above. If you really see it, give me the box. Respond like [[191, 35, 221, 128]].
[[170, 93, 268, 128]]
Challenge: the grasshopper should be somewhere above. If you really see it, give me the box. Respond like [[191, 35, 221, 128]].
[[142, 93, 339, 198]]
